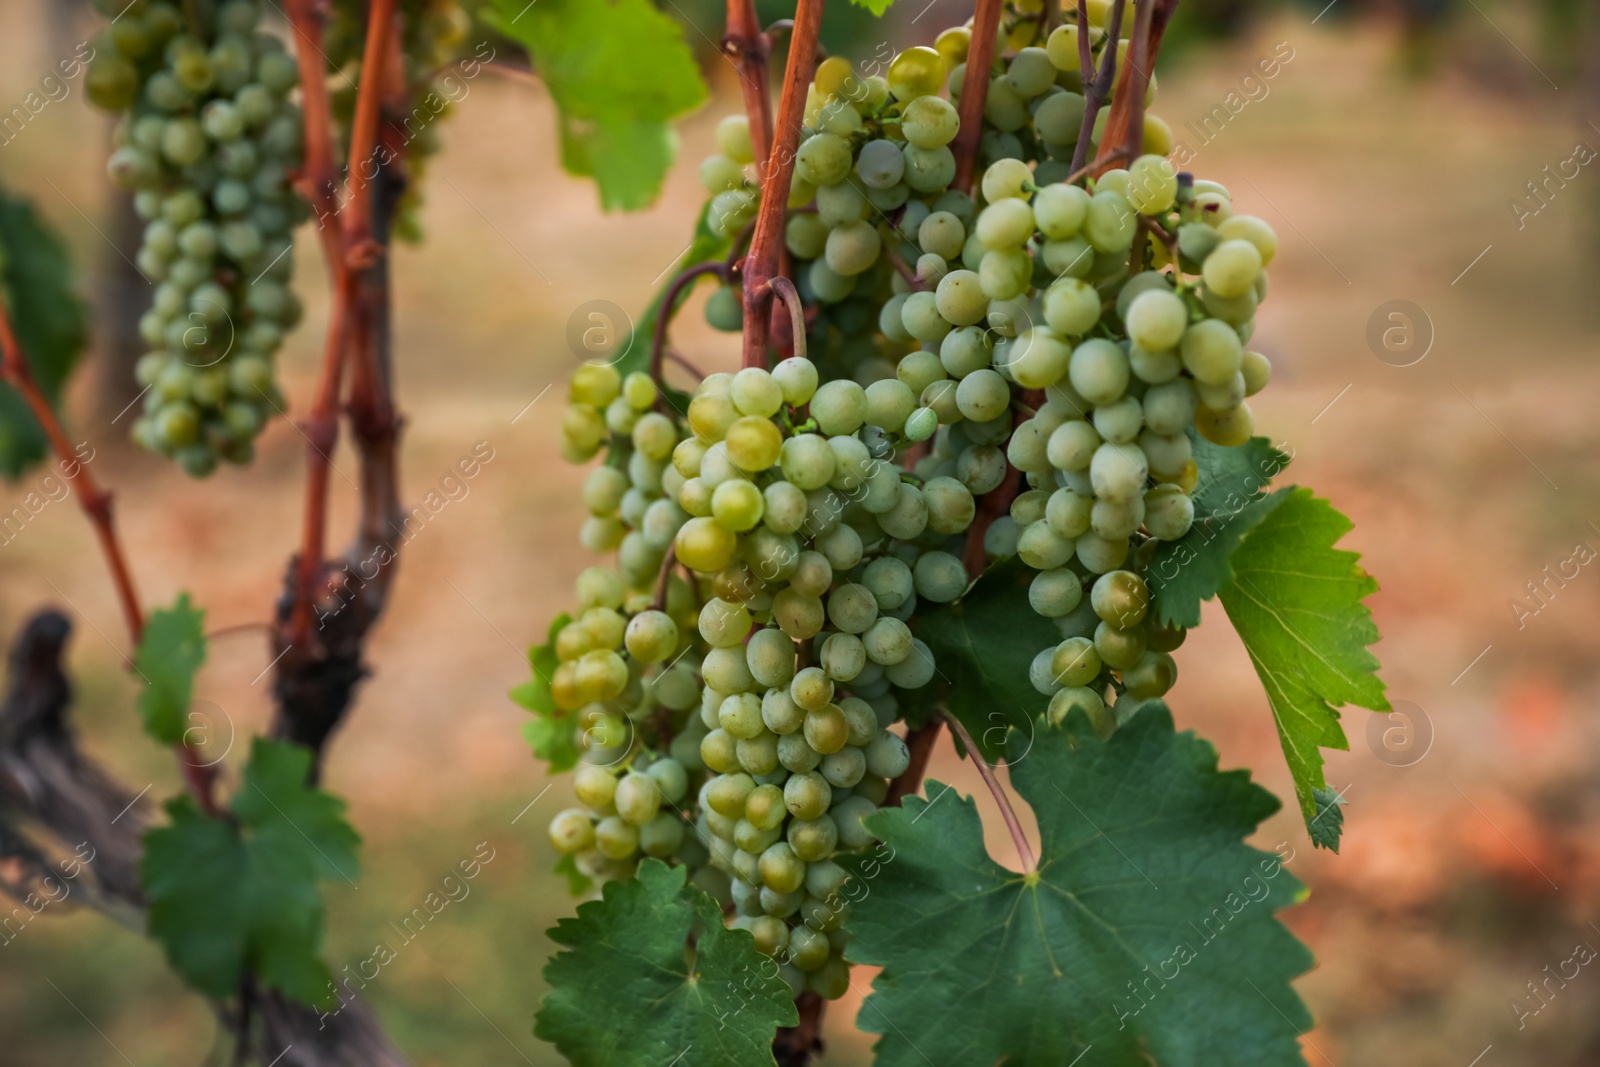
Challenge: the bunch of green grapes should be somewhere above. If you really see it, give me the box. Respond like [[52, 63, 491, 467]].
[[88, 0, 304, 477], [325, 0, 469, 242], [542, 2, 1280, 1008]]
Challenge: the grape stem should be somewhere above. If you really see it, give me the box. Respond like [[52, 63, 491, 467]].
[[1063, 148, 1128, 187], [766, 276, 808, 361], [665, 350, 707, 381], [1069, 0, 1126, 177], [740, 0, 825, 371], [650, 261, 729, 410], [652, 546, 678, 613], [1074, 0, 1094, 88], [884, 242, 923, 292], [1093, 0, 1182, 177], [951, 0, 1006, 193], [940, 710, 1037, 873]]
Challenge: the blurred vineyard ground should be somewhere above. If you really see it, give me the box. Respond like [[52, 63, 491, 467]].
[[3, 1, 1600, 1064]]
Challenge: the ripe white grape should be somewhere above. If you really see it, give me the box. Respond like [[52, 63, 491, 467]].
[[976, 199, 1036, 250], [1180, 319, 1245, 385], [1068, 339, 1130, 405]]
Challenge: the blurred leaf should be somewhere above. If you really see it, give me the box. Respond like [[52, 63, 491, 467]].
[[142, 738, 361, 1005], [905, 558, 1060, 760], [1309, 785, 1346, 853], [1219, 488, 1387, 827], [1149, 432, 1290, 629], [841, 703, 1314, 1067], [483, 0, 709, 211], [135, 593, 207, 746], [537, 859, 797, 1065], [512, 613, 579, 772], [848, 0, 895, 12], [617, 201, 731, 380], [0, 184, 88, 480]]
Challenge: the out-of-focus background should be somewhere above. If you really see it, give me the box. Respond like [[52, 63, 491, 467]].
[[2, 0, 1598, 1063]]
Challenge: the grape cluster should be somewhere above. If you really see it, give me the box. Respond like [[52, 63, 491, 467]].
[[88, 0, 304, 476], [543, 1, 1278, 1007]]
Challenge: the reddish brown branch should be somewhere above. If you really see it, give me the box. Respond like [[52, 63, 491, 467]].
[[941, 710, 1036, 872], [1074, 0, 1094, 85], [952, 0, 1005, 192], [1093, 0, 1181, 176], [284, 0, 397, 647], [1, 291, 225, 813], [285, 0, 342, 267], [340, 0, 399, 251], [740, 0, 825, 370], [1119, 0, 1156, 165], [1070, 0, 1126, 176], [725, 0, 774, 168], [0, 308, 142, 644]]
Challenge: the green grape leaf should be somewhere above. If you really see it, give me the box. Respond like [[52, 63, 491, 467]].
[[554, 853, 593, 896], [483, 0, 709, 211], [141, 738, 360, 1005], [1219, 487, 1388, 827], [841, 704, 1314, 1067], [904, 558, 1060, 761], [1309, 786, 1346, 853], [852, 0, 895, 12], [134, 593, 208, 745], [556, 112, 678, 216], [1149, 433, 1291, 629], [511, 614, 580, 773], [536, 859, 798, 1065], [0, 184, 88, 480], [617, 201, 732, 381]]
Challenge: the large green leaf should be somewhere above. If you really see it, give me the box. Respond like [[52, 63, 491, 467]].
[[483, 0, 708, 211], [1219, 488, 1387, 826], [0, 185, 88, 479], [841, 704, 1314, 1066], [536, 859, 798, 1066], [1149, 432, 1290, 629], [134, 593, 207, 746], [142, 738, 361, 1005], [904, 558, 1061, 761]]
